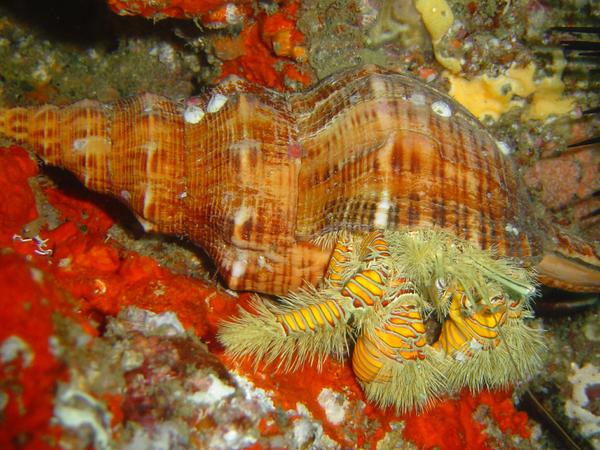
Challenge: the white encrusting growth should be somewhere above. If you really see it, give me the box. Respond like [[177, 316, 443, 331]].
[[565, 363, 600, 441], [431, 100, 452, 117], [374, 190, 391, 228], [207, 93, 229, 113], [188, 374, 236, 405], [183, 104, 205, 124], [317, 388, 349, 426], [1, 335, 34, 367], [54, 386, 112, 450], [224, 3, 242, 25]]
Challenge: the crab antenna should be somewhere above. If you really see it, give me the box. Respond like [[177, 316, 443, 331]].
[[469, 258, 536, 299]]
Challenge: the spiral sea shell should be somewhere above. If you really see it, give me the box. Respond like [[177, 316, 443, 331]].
[[0, 65, 598, 294]]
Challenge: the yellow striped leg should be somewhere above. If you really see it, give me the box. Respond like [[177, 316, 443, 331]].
[[324, 233, 353, 289], [351, 295, 446, 412], [276, 299, 345, 335], [352, 300, 428, 384], [359, 231, 391, 262], [434, 288, 508, 356], [339, 232, 394, 309]]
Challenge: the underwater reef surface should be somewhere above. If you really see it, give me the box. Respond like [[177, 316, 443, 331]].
[[0, 0, 599, 448]]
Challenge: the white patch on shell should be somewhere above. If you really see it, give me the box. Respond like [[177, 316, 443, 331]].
[[431, 100, 452, 117], [143, 142, 159, 219], [140, 93, 158, 113], [505, 223, 520, 236], [231, 206, 254, 247], [231, 259, 248, 279], [233, 206, 252, 227], [374, 190, 391, 228], [207, 93, 228, 113], [183, 104, 205, 124], [142, 103, 153, 114], [409, 93, 426, 106], [370, 78, 395, 130], [142, 189, 154, 219], [135, 214, 155, 232], [369, 77, 388, 97], [72, 138, 87, 152], [257, 255, 274, 272], [71, 136, 111, 185]]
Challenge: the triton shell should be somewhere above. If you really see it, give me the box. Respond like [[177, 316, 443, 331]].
[[1, 65, 598, 294]]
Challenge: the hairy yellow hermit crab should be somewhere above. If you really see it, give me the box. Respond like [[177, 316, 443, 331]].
[[219, 229, 543, 412]]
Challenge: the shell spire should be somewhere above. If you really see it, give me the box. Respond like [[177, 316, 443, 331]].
[[0, 82, 333, 295]]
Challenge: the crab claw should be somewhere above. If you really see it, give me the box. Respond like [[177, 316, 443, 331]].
[[536, 226, 600, 292]]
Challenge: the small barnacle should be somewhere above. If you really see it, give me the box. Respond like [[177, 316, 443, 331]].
[[206, 93, 228, 113], [183, 104, 205, 124], [431, 100, 452, 117]]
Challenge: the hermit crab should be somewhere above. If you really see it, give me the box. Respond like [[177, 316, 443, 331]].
[[1, 65, 598, 412]]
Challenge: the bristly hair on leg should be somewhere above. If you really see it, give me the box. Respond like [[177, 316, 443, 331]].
[[441, 319, 545, 393], [310, 230, 342, 250], [358, 346, 448, 413], [218, 285, 351, 372], [350, 290, 447, 413], [385, 228, 537, 316], [495, 302, 546, 387], [435, 289, 545, 394]]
